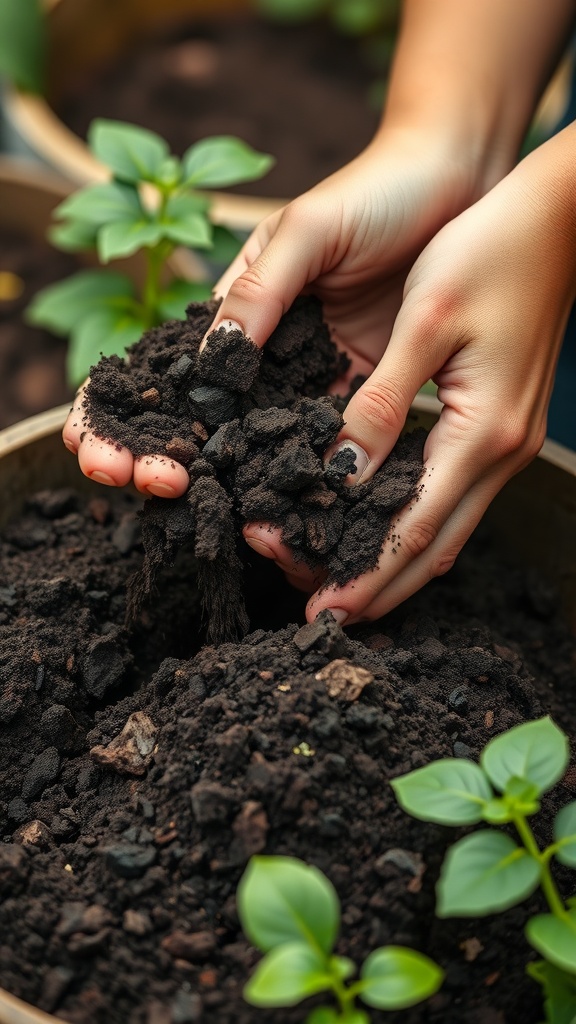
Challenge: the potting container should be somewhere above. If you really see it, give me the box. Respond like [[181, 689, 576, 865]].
[[0, 396, 575, 1024]]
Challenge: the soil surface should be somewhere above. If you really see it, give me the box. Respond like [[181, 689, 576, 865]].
[[81, 297, 425, 643], [56, 16, 383, 199], [0, 228, 74, 428], [0, 484, 575, 1024]]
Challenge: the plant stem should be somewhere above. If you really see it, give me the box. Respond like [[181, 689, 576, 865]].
[[330, 974, 357, 1019], [143, 245, 163, 327], [513, 814, 568, 920]]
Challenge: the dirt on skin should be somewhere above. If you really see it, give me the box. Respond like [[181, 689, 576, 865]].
[[0, 228, 75, 428], [0, 484, 575, 1024], [81, 297, 426, 644], [56, 16, 383, 200]]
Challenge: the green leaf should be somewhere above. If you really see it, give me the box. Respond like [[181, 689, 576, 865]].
[[526, 912, 576, 974], [306, 1010, 370, 1024], [67, 306, 145, 386], [97, 219, 164, 263], [437, 831, 541, 917], [359, 946, 443, 1010], [155, 156, 182, 188], [182, 136, 275, 188], [89, 119, 169, 184], [237, 856, 340, 955], [482, 798, 514, 825], [391, 759, 493, 825], [243, 941, 330, 1007], [26, 270, 135, 335], [527, 960, 576, 1024], [0, 0, 45, 93], [256, 0, 327, 22], [54, 182, 142, 227], [157, 279, 214, 321], [49, 219, 99, 253], [554, 802, 576, 868], [332, 0, 385, 36], [162, 194, 213, 249], [208, 225, 244, 265], [329, 955, 355, 982], [481, 717, 569, 795]]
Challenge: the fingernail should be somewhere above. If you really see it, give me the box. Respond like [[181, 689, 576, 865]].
[[200, 318, 244, 353], [90, 471, 115, 486], [324, 608, 348, 626], [326, 441, 370, 485], [146, 482, 176, 498], [245, 536, 275, 559]]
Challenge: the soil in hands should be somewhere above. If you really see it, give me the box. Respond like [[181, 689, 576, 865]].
[[56, 16, 382, 199], [81, 297, 426, 643], [0, 228, 75, 428], [1, 482, 575, 1024]]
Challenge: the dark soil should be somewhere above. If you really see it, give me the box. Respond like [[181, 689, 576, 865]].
[[2, 300, 576, 1023], [55, 16, 383, 199], [81, 297, 426, 643], [0, 228, 75, 428], [1, 482, 575, 1024]]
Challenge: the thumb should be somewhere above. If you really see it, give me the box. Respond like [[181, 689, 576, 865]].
[[327, 316, 444, 484], [203, 201, 327, 349]]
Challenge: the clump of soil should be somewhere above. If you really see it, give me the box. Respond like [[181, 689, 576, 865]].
[[0, 228, 75, 428], [82, 297, 426, 643], [1, 482, 575, 1024], [56, 17, 383, 199]]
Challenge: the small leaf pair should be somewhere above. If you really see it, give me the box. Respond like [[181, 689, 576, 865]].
[[237, 856, 443, 1020]]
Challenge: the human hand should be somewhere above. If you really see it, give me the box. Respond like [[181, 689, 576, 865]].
[[252, 134, 576, 624], [62, 130, 477, 497]]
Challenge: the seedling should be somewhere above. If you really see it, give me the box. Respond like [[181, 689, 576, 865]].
[[27, 119, 273, 384], [392, 716, 576, 1023], [237, 855, 443, 1022]]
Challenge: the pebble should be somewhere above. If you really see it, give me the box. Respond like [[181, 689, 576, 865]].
[[103, 842, 157, 879], [22, 746, 60, 799], [161, 929, 216, 961]]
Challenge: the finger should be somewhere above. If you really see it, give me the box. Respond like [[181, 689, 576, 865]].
[[306, 409, 507, 624], [77, 431, 134, 487], [133, 455, 190, 498], [243, 523, 322, 590], [325, 306, 451, 484], [62, 382, 89, 453], [331, 465, 513, 625], [204, 199, 329, 349]]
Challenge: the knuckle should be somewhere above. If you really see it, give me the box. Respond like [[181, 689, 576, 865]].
[[352, 379, 406, 436], [429, 549, 459, 579], [227, 265, 268, 305], [399, 516, 439, 561]]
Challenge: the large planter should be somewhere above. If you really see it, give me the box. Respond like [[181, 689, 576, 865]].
[[0, 398, 575, 1024]]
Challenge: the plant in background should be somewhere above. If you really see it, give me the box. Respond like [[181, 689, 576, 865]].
[[27, 119, 273, 385], [0, 0, 45, 93], [392, 716, 576, 1024], [237, 855, 443, 1022]]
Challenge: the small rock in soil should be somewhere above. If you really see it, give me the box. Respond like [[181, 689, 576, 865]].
[[315, 658, 374, 701], [90, 711, 158, 776]]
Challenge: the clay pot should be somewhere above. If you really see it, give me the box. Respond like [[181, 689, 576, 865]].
[[0, 396, 575, 1023], [4, 0, 283, 233]]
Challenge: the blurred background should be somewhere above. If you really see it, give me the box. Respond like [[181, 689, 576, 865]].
[[0, 0, 572, 430]]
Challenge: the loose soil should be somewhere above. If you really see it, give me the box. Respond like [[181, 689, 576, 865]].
[[55, 16, 383, 199], [0, 228, 74, 428], [81, 297, 425, 643], [1, 485, 575, 1024], [2, 298, 576, 1024]]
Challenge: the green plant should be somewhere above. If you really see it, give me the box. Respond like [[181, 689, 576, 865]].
[[26, 119, 273, 385], [255, 0, 399, 37], [237, 855, 443, 1022], [392, 716, 576, 1023], [0, 0, 45, 93]]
